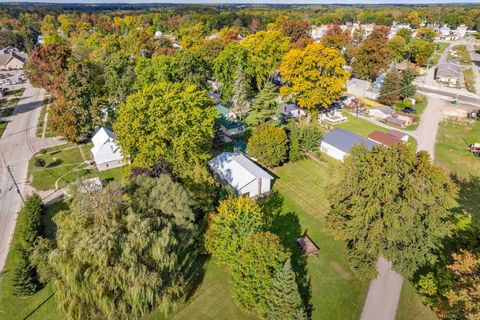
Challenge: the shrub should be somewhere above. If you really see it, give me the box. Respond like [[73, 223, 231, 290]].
[[34, 157, 46, 167], [247, 124, 288, 167]]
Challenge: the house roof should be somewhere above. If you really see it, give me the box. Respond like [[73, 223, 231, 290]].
[[322, 129, 378, 154], [219, 117, 244, 130], [437, 62, 461, 79], [347, 78, 371, 90], [216, 104, 231, 117], [370, 106, 395, 115], [279, 102, 299, 114], [91, 127, 123, 165], [368, 131, 403, 147], [209, 152, 273, 191], [387, 130, 408, 139], [0, 54, 11, 67], [385, 116, 405, 127]]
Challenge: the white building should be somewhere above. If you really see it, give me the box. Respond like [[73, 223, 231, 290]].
[[368, 106, 395, 120], [455, 24, 467, 38], [0, 47, 27, 70], [209, 152, 273, 198], [347, 78, 380, 100], [320, 129, 379, 162], [90, 127, 125, 171]]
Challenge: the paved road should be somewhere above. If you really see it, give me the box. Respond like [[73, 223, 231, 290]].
[[0, 84, 62, 271]]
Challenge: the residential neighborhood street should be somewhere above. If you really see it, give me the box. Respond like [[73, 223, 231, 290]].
[[0, 84, 62, 271]]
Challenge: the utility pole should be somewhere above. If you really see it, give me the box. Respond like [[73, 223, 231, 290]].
[[6, 165, 24, 204]]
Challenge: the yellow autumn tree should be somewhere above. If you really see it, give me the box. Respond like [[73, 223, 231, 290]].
[[279, 42, 349, 113]]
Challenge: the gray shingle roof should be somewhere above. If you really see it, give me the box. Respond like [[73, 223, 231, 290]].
[[322, 129, 379, 153]]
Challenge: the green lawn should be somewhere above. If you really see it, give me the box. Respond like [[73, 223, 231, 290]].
[[435, 120, 480, 179], [28, 143, 123, 190], [396, 282, 437, 320], [333, 112, 389, 136], [0, 201, 67, 320], [430, 42, 449, 65], [404, 94, 428, 131]]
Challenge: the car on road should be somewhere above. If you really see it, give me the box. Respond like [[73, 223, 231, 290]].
[[403, 107, 416, 114]]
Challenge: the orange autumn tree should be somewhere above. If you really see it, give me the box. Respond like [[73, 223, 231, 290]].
[[279, 42, 348, 114]]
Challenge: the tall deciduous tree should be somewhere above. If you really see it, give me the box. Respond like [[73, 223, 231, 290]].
[[353, 26, 392, 80], [280, 42, 348, 112], [321, 24, 352, 51], [379, 71, 401, 105], [266, 259, 307, 320], [388, 35, 407, 62], [446, 250, 480, 320], [327, 144, 458, 277], [407, 38, 435, 66], [205, 197, 265, 268], [247, 124, 288, 167], [26, 43, 71, 92], [400, 68, 417, 99], [113, 82, 217, 178], [231, 232, 289, 314], [50, 176, 196, 320], [241, 30, 291, 87]]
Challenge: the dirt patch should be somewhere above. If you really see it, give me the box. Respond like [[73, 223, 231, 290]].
[[330, 261, 353, 280]]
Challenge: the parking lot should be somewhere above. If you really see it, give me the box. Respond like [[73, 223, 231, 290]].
[[0, 70, 27, 95]]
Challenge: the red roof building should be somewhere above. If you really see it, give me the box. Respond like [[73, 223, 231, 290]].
[[368, 131, 404, 147]]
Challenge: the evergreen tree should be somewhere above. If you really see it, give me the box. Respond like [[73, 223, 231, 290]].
[[378, 71, 401, 106], [245, 81, 278, 126], [18, 194, 44, 250], [13, 246, 38, 296], [400, 69, 417, 100], [231, 65, 251, 119], [266, 259, 306, 320], [287, 122, 304, 162]]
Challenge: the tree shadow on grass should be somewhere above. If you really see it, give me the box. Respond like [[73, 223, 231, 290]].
[[267, 192, 314, 318], [180, 250, 208, 302]]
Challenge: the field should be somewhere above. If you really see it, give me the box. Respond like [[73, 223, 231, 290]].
[[430, 42, 449, 66], [333, 112, 389, 136], [28, 143, 123, 190], [435, 119, 480, 179]]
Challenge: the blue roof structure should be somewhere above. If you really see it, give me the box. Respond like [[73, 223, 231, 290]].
[[322, 129, 379, 154]]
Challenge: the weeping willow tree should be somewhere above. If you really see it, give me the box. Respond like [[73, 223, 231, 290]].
[[50, 175, 196, 320]]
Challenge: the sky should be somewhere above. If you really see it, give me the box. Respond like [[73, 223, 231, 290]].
[[1, 0, 479, 4]]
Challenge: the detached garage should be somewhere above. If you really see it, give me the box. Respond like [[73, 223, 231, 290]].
[[209, 152, 273, 198], [320, 129, 379, 161]]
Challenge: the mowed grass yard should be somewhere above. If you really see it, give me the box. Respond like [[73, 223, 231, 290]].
[[28, 143, 123, 190], [435, 120, 480, 179], [0, 202, 67, 320]]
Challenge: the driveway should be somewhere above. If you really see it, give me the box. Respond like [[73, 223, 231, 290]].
[[0, 84, 63, 271]]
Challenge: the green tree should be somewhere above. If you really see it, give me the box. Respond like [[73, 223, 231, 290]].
[[50, 176, 196, 320], [231, 232, 289, 314], [30, 237, 55, 284], [113, 82, 217, 178], [241, 30, 291, 87], [245, 81, 278, 126], [231, 65, 251, 119], [205, 197, 265, 268], [388, 35, 407, 62], [49, 61, 102, 142], [18, 194, 44, 250], [13, 247, 38, 296], [396, 28, 413, 43], [407, 38, 434, 66], [321, 24, 352, 51], [287, 122, 323, 161], [280, 42, 348, 113], [417, 27, 437, 42], [266, 259, 307, 320], [400, 68, 417, 99], [213, 43, 254, 101], [134, 55, 179, 89], [247, 124, 288, 167], [326, 144, 458, 277], [379, 71, 401, 105], [176, 49, 212, 90], [353, 26, 392, 80]]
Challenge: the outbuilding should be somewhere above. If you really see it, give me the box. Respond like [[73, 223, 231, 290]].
[[368, 106, 395, 120], [209, 152, 273, 198], [368, 131, 404, 147], [90, 127, 125, 171], [320, 129, 379, 161], [435, 62, 461, 86]]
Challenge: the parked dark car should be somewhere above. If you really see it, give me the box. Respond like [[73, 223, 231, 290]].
[[403, 107, 416, 114]]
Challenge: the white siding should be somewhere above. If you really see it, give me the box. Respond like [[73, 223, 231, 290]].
[[239, 178, 261, 197], [260, 178, 271, 194], [320, 141, 347, 161], [97, 159, 124, 171], [368, 109, 389, 120]]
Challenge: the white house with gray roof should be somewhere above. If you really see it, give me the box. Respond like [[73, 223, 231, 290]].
[[209, 152, 273, 198], [320, 129, 379, 161], [91, 127, 125, 171]]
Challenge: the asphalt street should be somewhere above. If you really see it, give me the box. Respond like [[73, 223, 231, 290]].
[[0, 83, 61, 271]]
